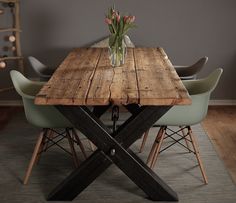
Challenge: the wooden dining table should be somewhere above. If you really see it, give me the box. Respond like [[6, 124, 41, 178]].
[[35, 47, 191, 201]]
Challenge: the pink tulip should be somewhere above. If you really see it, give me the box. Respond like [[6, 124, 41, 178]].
[[124, 16, 135, 24], [124, 15, 129, 23], [105, 18, 112, 25], [116, 15, 120, 22], [130, 16, 135, 23]]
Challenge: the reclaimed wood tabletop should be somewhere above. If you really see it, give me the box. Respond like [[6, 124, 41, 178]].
[[35, 47, 191, 106]]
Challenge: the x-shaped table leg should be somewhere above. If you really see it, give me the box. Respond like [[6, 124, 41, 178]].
[[47, 105, 178, 201]]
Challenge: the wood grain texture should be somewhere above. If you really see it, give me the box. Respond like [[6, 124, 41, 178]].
[[35, 48, 191, 106], [202, 106, 236, 183]]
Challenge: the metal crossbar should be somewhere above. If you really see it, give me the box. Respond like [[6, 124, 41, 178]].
[[159, 126, 195, 154], [37, 128, 73, 156]]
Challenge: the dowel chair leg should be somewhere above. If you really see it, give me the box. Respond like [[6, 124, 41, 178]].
[[139, 129, 150, 153], [150, 127, 166, 169], [146, 127, 165, 167], [35, 129, 53, 164], [71, 129, 87, 159], [34, 133, 46, 164], [23, 129, 46, 185], [66, 129, 79, 168], [188, 127, 208, 184], [180, 126, 191, 152], [146, 127, 163, 166]]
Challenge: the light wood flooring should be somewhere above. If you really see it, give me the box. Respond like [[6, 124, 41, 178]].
[[202, 106, 236, 183], [0, 106, 236, 184]]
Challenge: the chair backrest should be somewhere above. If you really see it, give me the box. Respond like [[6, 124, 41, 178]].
[[190, 56, 208, 74], [10, 70, 72, 128], [183, 68, 223, 95], [157, 68, 223, 126], [175, 56, 208, 79], [28, 56, 48, 77], [10, 70, 41, 99]]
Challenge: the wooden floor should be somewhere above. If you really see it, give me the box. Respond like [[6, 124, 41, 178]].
[[0, 107, 22, 130], [202, 106, 236, 183], [0, 106, 236, 184]]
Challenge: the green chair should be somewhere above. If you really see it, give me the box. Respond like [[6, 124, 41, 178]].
[[141, 68, 223, 184], [10, 70, 87, 185], [139, 57, 208, 153]]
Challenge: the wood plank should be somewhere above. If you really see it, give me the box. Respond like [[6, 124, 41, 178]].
[[86, 48, 139, 105], [35, 48, 191, 106], [85, 48, 113, 105], [134, 48, 190, 105], [110, 48, 139, 105], [36, 48, 101, 105]]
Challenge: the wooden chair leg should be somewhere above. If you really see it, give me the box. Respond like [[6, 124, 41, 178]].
[[66, 129, 79, 168], [146, 127, 165, 167], [71, 128, 87, 159], [139, 129, 150, 153], [35, 129, 53, 164], [180, 126, 191, 152], [150, 127, 166, 169], [23, 129, 47, 185], [146, 132, 160, 166], [188, 127, 208, 184]]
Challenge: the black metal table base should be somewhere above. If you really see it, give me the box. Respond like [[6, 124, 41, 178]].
[[47, 105, 178, 201]]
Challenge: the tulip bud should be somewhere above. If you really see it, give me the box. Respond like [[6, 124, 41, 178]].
[[130, 16, 135, 23], [105, 18, 112, 25], [124, 16, 129, 23], [116, 15, 120, 22]]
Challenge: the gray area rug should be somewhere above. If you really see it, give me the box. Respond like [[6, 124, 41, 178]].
[[0, 111, 235, 203]]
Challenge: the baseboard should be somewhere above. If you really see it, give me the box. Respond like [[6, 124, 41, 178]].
[[0, 100, 23, 106], [209, 100, 236, 106], [0, 100, 235, 106]]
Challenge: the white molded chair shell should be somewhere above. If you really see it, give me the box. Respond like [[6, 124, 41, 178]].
[[157, 68, 223, 126], [10, 70, 72, 128]]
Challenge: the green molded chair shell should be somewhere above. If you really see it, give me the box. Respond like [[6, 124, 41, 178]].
[[10, 70, 72, 128], [156, 68, 223, 126]]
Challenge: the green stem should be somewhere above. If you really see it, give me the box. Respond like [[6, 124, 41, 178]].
[[111, 23, 117, 34]]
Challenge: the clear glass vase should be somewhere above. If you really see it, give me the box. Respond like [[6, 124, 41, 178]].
[[109, 38, 126, 67]]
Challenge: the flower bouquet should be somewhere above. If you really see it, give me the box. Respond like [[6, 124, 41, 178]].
[[105, 6, 136, 67]]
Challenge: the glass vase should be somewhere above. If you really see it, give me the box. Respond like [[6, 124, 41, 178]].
[[109, 38, 126, 67]]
